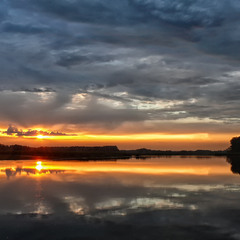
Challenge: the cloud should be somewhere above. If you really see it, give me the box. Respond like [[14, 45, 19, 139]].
[[8, 0, 138, 25], [0, 0, 239, 140], [1, 22, 48, 34], [0, 1, 9, 23], [56, 54, 114, 67], [8, 0, 236, 29], [12, 88, 56, 93], [23, 88, 56, 93], [132, 0, 226, 27], [0, 91, 147, 129], [3, 124, 73, 137]]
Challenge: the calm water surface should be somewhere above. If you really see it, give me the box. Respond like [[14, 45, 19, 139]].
[[0, 156, 240, 240]]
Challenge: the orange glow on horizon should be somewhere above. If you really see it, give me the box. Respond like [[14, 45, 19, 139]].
[[0, 131, 210, 141], [0, 126, 235, 150], [84, 133, 209, 141]]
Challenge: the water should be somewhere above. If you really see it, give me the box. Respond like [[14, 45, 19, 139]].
[[0, 156, 240, 240]]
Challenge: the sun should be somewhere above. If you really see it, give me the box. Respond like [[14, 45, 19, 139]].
[[36, 135, 47, 139]]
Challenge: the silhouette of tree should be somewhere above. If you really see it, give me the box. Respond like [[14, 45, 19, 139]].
[[229, 136, 240, 153]]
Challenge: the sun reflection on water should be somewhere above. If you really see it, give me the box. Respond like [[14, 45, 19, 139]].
[[36, 161, 43, 172]]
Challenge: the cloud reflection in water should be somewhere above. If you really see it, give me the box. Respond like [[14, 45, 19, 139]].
[[0, 157, 239, 239]]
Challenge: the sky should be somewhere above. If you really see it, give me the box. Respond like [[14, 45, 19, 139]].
[[0, 0, 240, 150]]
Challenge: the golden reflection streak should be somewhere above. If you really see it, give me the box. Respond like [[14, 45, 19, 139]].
[[0, 160, 230, 177], [35, 161, 43, 171]]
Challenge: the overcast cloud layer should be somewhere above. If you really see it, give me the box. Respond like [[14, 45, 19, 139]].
[[0, 0, 240, 137]]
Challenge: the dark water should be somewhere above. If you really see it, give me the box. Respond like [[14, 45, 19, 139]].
[[0, 156, 240, 240]]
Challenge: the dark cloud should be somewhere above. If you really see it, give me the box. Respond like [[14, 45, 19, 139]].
[[20, 87, 56, 93], [56, 54, 114, 67], [8, 0, 141, 25], [0, 1, 9, 22], [8, 0, 235, 28], [0, 0, 239, 137], [1, 22, 48, 34], [3, 124, 72, 137], [132, 0, 227, 28]]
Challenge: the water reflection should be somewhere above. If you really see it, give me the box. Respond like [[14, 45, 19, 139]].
[[0, 157, 240, 240], [227, 155, 240, 174], [2, 161, 65, 179]]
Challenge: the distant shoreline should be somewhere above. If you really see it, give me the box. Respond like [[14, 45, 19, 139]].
[[0, 143, 238, 161], [0, 151, 230, 161]]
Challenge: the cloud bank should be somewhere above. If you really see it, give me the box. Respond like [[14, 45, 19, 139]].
[[0, 0, 239, 144]]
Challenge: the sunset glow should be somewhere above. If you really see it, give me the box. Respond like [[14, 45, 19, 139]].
[[36, 135, 48, 140], [0, 127, 233, 150]]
